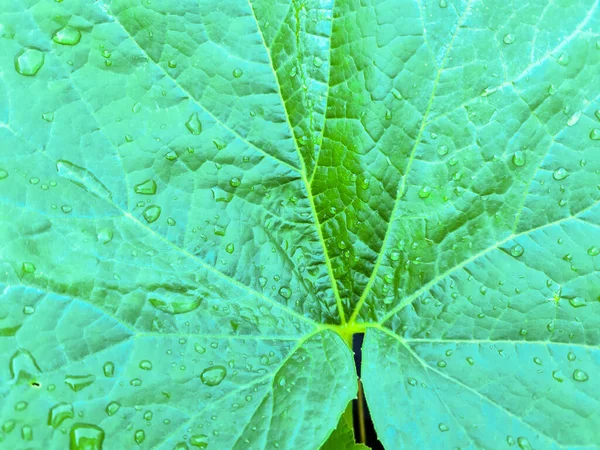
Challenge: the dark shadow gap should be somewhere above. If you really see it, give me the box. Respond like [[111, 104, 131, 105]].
[[352, 333, 384, 449]]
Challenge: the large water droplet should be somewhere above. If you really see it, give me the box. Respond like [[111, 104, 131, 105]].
[[185, 113, 202, 135], [511, 151, 525, 167], [149, 294, 201, 314], [48, 403, 74, 428], [70, 423, 105, 450], [53, 26, 81, 45], [134, 179, 157, 195], [9, 349, 41, 383], [134, 429, 145, 444], [142, 205, 161, 223], [552, 168, 568, 180], [56, 160, 113, 201], [200, 366, 227, 386], [14, 48, 45, 76], [64, 374, 96, 392], [573, 369, 589, 382], [510, 244, 524, 257]]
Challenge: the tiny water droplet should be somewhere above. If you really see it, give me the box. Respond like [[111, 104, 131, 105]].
[[533, 357, 542, 366], [510, 244, 524, 257], [185, 113, 202, 135], [14, 48, 45, 76], [573, 369, 588, 382], [200, 366, 227, 386], [552, 168, 568, 180], [229, 177, 241, 187], [190, 434, 209, 448], [103, 362, 115, 377], [552, 370, 565, 382], [134, 179, 157, 195], [418, 186, 431, 198], [503, 34, 515, 45], [278, 286, 292, 299], [567, 352, 576, 362], [232, 68, 243, 78], [439, 0, 448, 8], [512, 151, 525, 167], [569, 297, 587, 308], [590, 129, 600, 140], [466, 357, 475, 366], [22, 262, 36, 273], [437, 145, 449, 156], [69, 423, 105, 450], [438, 423, 449, 432], [517, 437, 532, 450], [167, 60, 177, 68], [52, 26, 81, 45], [97, 228, 113, 244], [225, 243, 235, 254], [142, 205, 161, 223], [167, 217, 176, 226], [139, 360, 152, 370], [42, 112, 55, 122]]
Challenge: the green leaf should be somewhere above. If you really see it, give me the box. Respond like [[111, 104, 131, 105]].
[[1, 0, 599, 449]]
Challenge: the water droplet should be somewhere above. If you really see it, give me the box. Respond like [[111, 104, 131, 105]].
[[23, 305, 35, 315], [567, 352, 576, 362], [389, 250, 401, 261], [165, 150, 178, 161], [229, 177, 241, 187], [552, 168, 568, 180], [15, 401, 28, 411], [167, 217, 176, 226], [533, 357, 542, 366], [190, 434, 208, 448], [139, 360, 152, 371], [503, 34, 515, 45], [194, 343, 206, 354], [466, 356, 475, 366], [56, 160, 113, 201], [590, 129, 600, 140], [149, 295, 201, 315], [185, 113, 202, 135], [134, 429, 145, 444], [510, 244, 524, 257], [130, 378, 142, 387], [105, 401, 120, 416], [65, 374, 96, 392], [212, 138, 227, 150], [587, 246, 600, 256], [573, 369, 589, 382], [22, 262, 36, 273], [437, 145, 449, 156], [42, 112, 55, 122], [167, 60, 177, 68], [142, 205, 161, 223], [391, 88, 402, 100], [103, 362, 115, 377], [14, 48, 45, 76], [143, 411, 153, 421], [567, 110, 583, 128], [200, 366, 227, 386], [2, 420, 15, 433], [232, 68, 243, 78], [278, 286, 292, 299], [437, 360, 447, 368], [517, 437, 532, 450], [418, 186, 431, 198], [225, 243, 235, 254], [21, 425, 33, 441], [97, 228, 113, 244], [512, 151, 525, 167], [69, 423, 105, 450], [552, 370, 565, 382], [61, 205, 73, 213], [134, 179, 157, 195], [53, 26, 81, 45], [439, 0, 448, 8], [569, 297, 587, 308], [438, 423, 449, 432]]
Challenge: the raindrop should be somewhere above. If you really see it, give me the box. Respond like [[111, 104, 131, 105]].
[[510, 244, 524, 257], [568, 297, 587, 308], [185, 113, 202, 135], [52, 26, 81, 45], [567, 352, 576, 362], [511, 151, 525, 167], [134, 179, 157, 195], [14, 48, 45, 76], [573, 369, 589, 382], [69, 423, 105, 450], [552, 168, 568, 180], [503, 34, 515, 45], [533, 357, 542, 366], [142, 205, 161, 223], [200, 366, 227, 386]]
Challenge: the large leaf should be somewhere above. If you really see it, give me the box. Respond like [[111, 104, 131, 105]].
[[1, 0, 599, 449]]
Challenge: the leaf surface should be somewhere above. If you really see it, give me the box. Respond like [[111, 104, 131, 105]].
[[1, 0, 599, 449]]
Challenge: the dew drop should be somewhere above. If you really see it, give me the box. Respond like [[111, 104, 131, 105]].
[[552, 370, 565, 383], [573, 369, 589, 382], [139, 360, 152, 371], [185, 113, 202, 135], [105, 401, 120, 416], [517, 437, 532, 450], [552, 168, 568, 180], [510, 244, 524, 257], [42, 112, 55, 122], [418, 186, 431, 198], [69, 423, 105, 450], [22, 262, 36, 273], [142, 205, 161, 223], [97, 228, 113, 244], [503, 34, 515, 45], [568, 297, 587, 308], [438, 423, 449, 432], [53, 26, 81, 46], [48, 403, 74, 428], [225, 243, 235, 254], [567, 352, 576, 362], [190, 434, 208, 448], [511, 151, 525, 167], [21, 425, 33, 441], [103, 362, 115, 378], [278, 286, 292, 299], [533, 357, 542, 366], [439, 0, 448, 7], [134, 179, 157, 195], [232, 68, 243, 78], [587, 246, 600, 256], [590, 129, 600, 140], [200, 366, 227, 386], [229, 177, 241, 187], [0, 169, 8, 180], [134, 429, 145, 444], [14, 48, 45, 76], [437, 145, 449, 156], [65, 374, 96, 392]]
